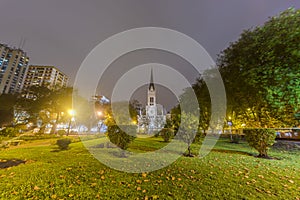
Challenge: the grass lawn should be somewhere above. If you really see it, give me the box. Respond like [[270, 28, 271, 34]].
[[0, 136, 299, 199]]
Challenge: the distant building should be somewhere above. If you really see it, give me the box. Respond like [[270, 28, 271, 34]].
[[0, 43, 29, 94], [138, 69, 166, 133], [23, 65, 68, 90]]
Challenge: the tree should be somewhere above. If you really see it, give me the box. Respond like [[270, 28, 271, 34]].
[[16, 86, 73, 134], [104, 101, 137, 156], [17, 86, 53, 131], [107, 125, 136, 151], [192, 78, 211, 134], [244, 128, 276, 158], [105, 101, 138, 126], [160, 128, 173, 142], [218, 8, 300, 127], [48, 87, 73, 134], [0, 94, 17, 127], [177, 112, 198, 157]]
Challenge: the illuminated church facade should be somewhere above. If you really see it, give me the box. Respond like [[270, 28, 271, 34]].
[[137, 70, 166, 133]]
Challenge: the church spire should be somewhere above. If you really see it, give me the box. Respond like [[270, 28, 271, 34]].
[[149, 68, 155, 91]]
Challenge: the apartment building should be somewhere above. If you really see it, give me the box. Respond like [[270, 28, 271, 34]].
[[0, 43, 29, 94], [23, 65, 68, 90]]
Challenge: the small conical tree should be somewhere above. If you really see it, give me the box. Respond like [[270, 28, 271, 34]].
[[178, 112, 198, 157]]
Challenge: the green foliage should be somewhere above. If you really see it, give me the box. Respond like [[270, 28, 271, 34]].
[[106, 125, 136, 150], [177, 112, 199, 156], [231, 133, 241, 144], [16, 86, 74, 134], [192, 78, 211, 132], [244, 128, 276, 158], [0, 94, 17, 126], [56, 138, 71, 150], [170, 105, 181, 134], [105, 101, 138, 127], [160, 128, 173, 142], [57, 130, 66, 136], [193, 132, 204, 143], [0, 127, 19, 137], [0, 109, 13, 127], [218, 8, 300, 127], [152, 131, 160, 137]]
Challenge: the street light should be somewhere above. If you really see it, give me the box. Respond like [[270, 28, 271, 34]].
[[97, 111, 103, 117], [227, 117, 233, 142], [68, 109, 75, 116], [67, 109, 75, 136]]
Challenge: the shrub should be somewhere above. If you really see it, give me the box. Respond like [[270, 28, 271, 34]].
[[107, 125, 136, 150], [160, 128, 173, 142], [15, 124, 28, 130], [244, 128, 276, 158], [177, 112, 198, 157], [0, 127, 19, 137], [56, 138, 71, 150], [231, 134, 241, 144], [153, 131, 160, 137], [57, 130, 66, 136]]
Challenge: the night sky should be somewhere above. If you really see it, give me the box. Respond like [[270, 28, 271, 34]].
[[1, 0, 299, 109]]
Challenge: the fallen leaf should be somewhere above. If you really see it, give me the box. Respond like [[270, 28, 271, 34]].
[[258, 175, 264, 179], [99, 170, 105, 175], [288, 180, 294, 184]]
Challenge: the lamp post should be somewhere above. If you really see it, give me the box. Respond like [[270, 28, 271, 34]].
[[227, 117, 233, 142], [67, 109, 75, 136]]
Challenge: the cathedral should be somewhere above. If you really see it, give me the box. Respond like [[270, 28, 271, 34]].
[[137, 69, 166, 133]]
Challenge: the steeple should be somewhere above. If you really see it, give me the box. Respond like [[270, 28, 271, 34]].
[[147, 68, 156, 106], [149, 68, 155, 91]]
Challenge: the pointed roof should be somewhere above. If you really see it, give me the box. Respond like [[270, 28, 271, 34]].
[[149, 68, 155, 90]]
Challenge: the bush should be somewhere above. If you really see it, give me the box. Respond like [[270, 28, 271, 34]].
[[231, 134, 241, 144], [0, 127, 19, 137], [107, 125, 136, 150], [56, 138, 71, 150], [15, 124, 28, 132], [153, 131, 160, 137], [57, 130, 66, 136], [160, 128, 173, 142], [244, 128, 276, 158], [177, 112, 198, 157]]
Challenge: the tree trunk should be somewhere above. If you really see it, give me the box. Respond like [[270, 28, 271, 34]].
[[187, 145, 192, 157], [258, 142, 269, 158], [50, 112, 60, 134], [39, 124, 46, 135]]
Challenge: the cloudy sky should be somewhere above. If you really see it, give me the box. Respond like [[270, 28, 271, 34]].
[[0, 0, 299, 108]]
